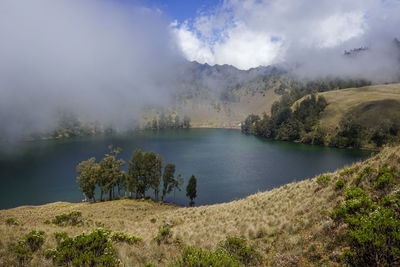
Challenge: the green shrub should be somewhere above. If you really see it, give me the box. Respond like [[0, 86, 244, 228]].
[[334, 179, 346, 191], [53, 232, 69, 243], [343, 208, 400, 266], [316, 174, 331, 187], [154, 226, 172, 245], [339, 167, 356, 177], [111, 232, 142, 245], [220, 236, 261, 266], [8, 230, 45, 264], [5, 217, 19, 226], [355, 165, 376, 185], [172, 246, 243, 267], [45, 229, 119, 266], [52, 211, 83, 226], [375, 168, 396, 191], [331, 182, 400, 266]]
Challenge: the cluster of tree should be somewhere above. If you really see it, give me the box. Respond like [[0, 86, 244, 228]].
[[145, 113, 190, 130], [242, 94, 328, 143], [330, 115, 400, 148], [242, 78, 372, 146], [76, 146, 197, 205]]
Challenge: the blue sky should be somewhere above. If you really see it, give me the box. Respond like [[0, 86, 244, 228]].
[[119, 0, 221, 22]]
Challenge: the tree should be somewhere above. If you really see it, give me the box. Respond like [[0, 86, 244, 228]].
[[174, 115, 182, 128], [183, 115, 191, 128], [143, 152, 163, 201], [98, 146, 125, 201], [127, 149, 146, 198], [162, 163, 176, 201], [174, 174, 184, 200], [186, 175, 197, 206], [76, 157, 99, 202]]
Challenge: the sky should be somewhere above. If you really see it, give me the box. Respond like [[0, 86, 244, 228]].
[[167, 0, 400, 71]]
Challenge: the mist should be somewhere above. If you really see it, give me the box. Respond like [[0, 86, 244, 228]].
[[0, 0, 184, 143]]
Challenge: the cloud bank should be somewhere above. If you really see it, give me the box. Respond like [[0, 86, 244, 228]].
[[173, 0, 400, 79], [0, 0, 183, 142]]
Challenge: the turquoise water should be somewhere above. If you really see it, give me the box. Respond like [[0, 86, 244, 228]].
[[0, 129, 370, 209]]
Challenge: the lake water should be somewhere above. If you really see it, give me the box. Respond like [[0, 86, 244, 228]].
[[0, 129, 371, 209]]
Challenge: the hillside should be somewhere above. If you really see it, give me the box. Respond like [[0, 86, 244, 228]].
[[316, 83, 400, 134], [1, 145, 400, 266]]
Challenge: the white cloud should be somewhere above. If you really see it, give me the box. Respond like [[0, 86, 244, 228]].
[[172, 0, 400, 70]]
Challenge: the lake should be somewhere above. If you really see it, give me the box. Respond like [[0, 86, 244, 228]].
[[0, 129, 371, 209]]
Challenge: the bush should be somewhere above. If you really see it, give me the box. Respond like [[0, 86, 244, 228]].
[[5, 217, 19, 226], [54, 232, 69, 243], [153, 226, 172, 245], [331, 182, 400, 266], [8, 230, 45, 264], [355, 166, 376, 185], [375, 168, 396, 191], [172, 246, 243, 267], [52, 211, 83, 226], [45, 229, 119, 266], [220, 236, 261, 266], [316, 174, 331, 187], [334, 179, 346, 191], [339, 167, 356, 177], [111, 232, 142, 245], [172, 236, 261, 267]]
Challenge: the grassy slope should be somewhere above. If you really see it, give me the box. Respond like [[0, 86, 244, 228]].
[[140, 86, 281, 129], [181, 89, 280, 128], [1, 145, 400, 266], [317, 83, 400, 133]]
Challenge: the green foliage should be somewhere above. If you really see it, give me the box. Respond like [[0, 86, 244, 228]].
[[335, 115, 364, 148], [316, 174, 331, 187], [76, 157, 99, 202], [186, 175, 197, 206], [241, 78, 370, 146], [98, 146, 126, 201], [110, 232, 142, 245], [162, 163, 176, 201], [331, 166, 400, 266], [172, 236, 261, 267], [220, 236, 262, 266], [51, 211, 83, 226], [154, 226, 172, 245], [54, 232, 69, 243], [45, 229, 119, 266], [339, 167, 356, 177], [5, 217, 19, 226], [8, 230, 45, 264], [145, 113, 190, 130], [375, 168, 396, 191], [355, 165, 376, 185], [172, 246, 243, 267], [334, 178, 346, 191]]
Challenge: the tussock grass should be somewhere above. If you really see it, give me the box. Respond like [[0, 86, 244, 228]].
[[1, 145, 400, 266]]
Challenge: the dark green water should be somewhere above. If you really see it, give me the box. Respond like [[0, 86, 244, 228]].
[[0, 129, 371, 209]]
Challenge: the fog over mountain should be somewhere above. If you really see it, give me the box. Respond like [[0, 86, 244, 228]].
[[0, 0, 184, 142], [0, 0, 399, 143]]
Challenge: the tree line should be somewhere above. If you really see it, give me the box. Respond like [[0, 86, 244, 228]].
[[76, 146, 197, 206], [145, 113, 191, 130], [242, 78, 373, 147]]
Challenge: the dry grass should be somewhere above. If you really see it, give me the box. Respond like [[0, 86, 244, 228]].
[[317, 83, 400, 132], [1, 145, 400, 266]]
